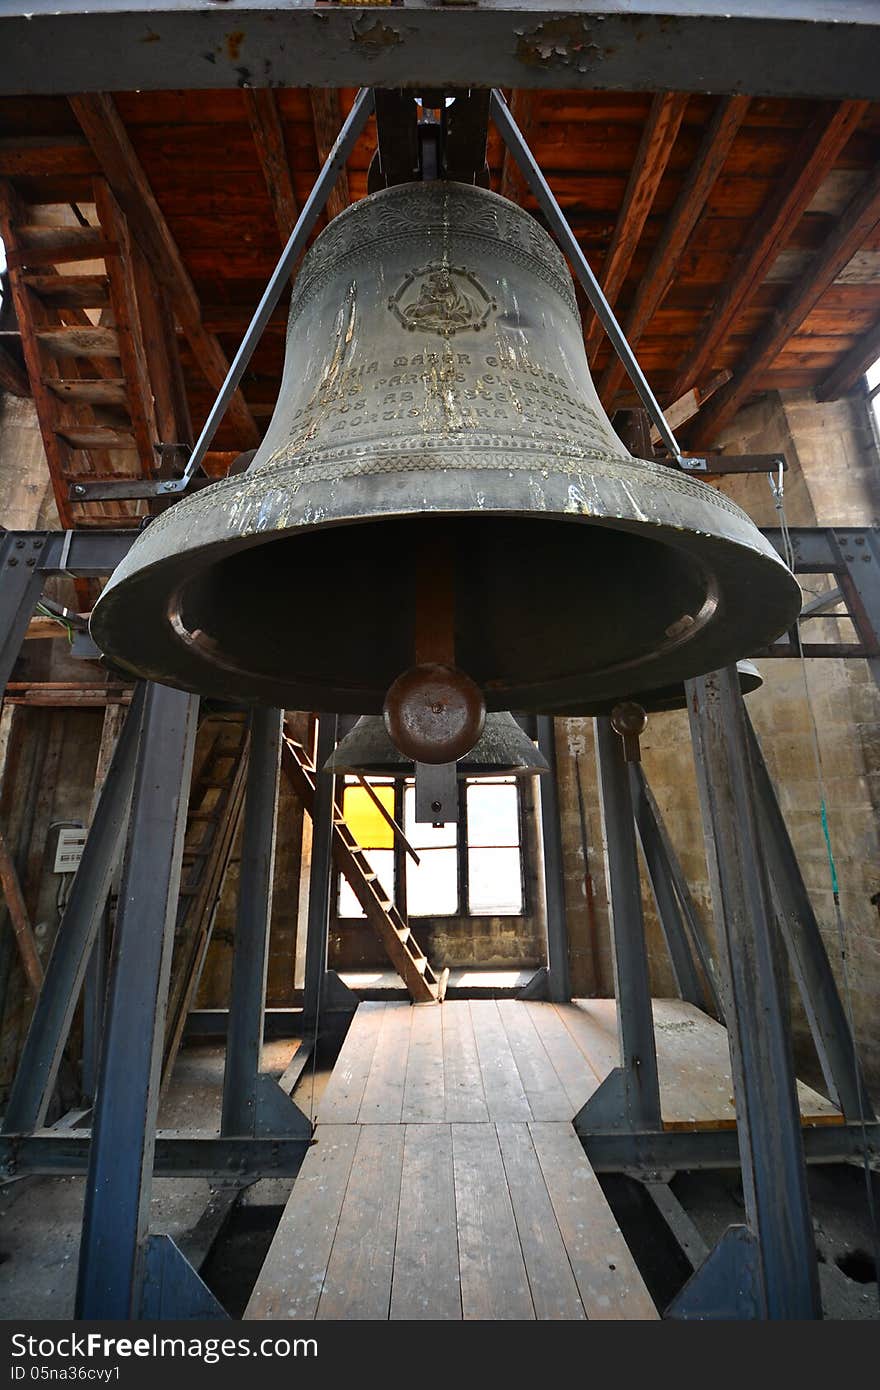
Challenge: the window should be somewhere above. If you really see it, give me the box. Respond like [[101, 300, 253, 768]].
[[336, 775, 525, 919], [336, 778, 396, 918]]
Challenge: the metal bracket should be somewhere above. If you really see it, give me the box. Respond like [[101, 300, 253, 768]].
[[573, 1068, 633, 1135], [517, 965, 550, 1000], [252, 1074, 312, 1140], [322, 968, 360, 1014], [140, 1234, 228, 1320], [665, 1226, 762, 1321], [415, 760, 459, 824]]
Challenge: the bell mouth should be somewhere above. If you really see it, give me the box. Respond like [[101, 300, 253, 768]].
[[90, 462, 801, 713]]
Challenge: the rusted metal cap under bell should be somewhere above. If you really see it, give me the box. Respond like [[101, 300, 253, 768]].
[[547, 659, 764, 717], [90, 182, 801, 713], [326, 712, 548, 778]]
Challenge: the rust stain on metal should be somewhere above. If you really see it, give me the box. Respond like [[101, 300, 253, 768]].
[[514, 18, 604, 74], [351, 15, 403, 57], [225, 29, 246, 63]]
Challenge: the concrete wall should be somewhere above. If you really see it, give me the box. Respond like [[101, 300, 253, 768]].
[[557, 388, 880, 1095]]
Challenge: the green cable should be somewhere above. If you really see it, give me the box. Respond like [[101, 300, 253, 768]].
[[819, 799, 839, 896]]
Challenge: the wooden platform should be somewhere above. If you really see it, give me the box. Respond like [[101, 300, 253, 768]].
[[315, 998, 841, 1131], [245, 999, 841, 1322]]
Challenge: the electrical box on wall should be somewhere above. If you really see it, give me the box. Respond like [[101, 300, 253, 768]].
[[53, 826, 87, 874]]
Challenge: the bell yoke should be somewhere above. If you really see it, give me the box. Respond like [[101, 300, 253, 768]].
[[90, 181, 800, 730]]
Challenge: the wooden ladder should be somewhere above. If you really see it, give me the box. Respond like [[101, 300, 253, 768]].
[[0, 176, 180, 546], [281, 734, 445, 1005], [161, 713, 251, 1088]]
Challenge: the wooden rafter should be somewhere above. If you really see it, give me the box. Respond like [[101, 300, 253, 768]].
[[689, 157, 880, 447], [244, 89, 299, 246], [669, 100, 869, 404], [0, 342, 29, 396], [584, 92, 689, 363], [816, 314, 880, 401], [310, 89, 350, 223], [597, 95, 750, 411], [68, 93, 260, 449], [499, 91, 536, 205]]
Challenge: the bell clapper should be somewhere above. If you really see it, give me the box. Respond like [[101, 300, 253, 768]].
[[611, 701, 649, 763], [382, 525, 487, 822]]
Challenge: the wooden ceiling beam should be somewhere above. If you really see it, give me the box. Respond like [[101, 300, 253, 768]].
[[670, 99, 869, 403], [244, 89, 299, 246], [597, 94, 750, 411], [689, 156, 880, 446], [816, 311, 880, 401], [584, 92, 689, 364], [68, 93, 260, 449], [310, 89, 350, 223], [0, 342, 29, 396]]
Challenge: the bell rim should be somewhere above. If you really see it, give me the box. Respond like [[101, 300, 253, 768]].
[[326, 712, 549, 779], [91, 462, 800, 715]]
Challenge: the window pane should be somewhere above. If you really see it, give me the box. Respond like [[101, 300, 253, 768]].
[[866, 356, 880, 391], [341, 781, 395, 850], [403, 784, 457, 848], [338, 848, 394, 918], [407, 848, 458, 916], [466, 780, 519, 846], [468, 847, 523, 915]]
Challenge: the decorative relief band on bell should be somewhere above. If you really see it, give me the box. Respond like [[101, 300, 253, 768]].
[[287, 187, 579, 329]]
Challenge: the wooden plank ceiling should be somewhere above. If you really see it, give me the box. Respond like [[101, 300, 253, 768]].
[[2, 86, 880, 525]]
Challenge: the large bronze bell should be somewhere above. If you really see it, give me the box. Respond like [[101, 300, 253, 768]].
[[327, 712, 548, 779], [91, 182, 800, 714]]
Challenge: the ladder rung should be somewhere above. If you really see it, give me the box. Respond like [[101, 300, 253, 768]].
[[396, 926, 411, 944], [24, 272, 110, 308], [56, 426, 136, 450], [36, 325, 120, 358], [12, 225, 114, 266], [45, 377, 128, 407]]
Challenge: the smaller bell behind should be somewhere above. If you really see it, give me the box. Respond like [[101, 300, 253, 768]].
[[546, 659, 763, 717], [326, 711, 548, 778]]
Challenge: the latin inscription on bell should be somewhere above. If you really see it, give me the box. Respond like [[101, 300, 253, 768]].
[[388, 264, 496, 337]]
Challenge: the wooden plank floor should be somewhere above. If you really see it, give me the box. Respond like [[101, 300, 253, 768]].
[[246, 999, 841, 1322], [315, 998, 842, 1131]]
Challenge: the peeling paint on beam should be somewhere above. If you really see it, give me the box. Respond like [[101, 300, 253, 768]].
[[2, 5, 880, 100]]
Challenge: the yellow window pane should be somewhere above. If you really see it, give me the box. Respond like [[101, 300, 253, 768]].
[[341, 784, 395, 849]]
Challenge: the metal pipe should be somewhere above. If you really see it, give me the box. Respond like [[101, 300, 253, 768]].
[[489, 88, 682, 461]]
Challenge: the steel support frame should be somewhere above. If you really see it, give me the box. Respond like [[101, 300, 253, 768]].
[[575, 717, 662, 1133], [521, 716, 571, 1003], [2, 683, 147, 1134], [75, 682, 203, 1319], [2, 5, 879, 100], [302, 715, 356, 1032], [629, 763, 712, 1013], [221, 707, 310, 1139], [677, 667, 821, 1320]]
